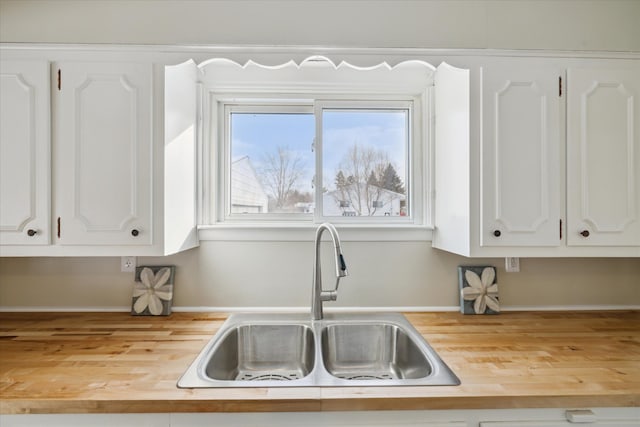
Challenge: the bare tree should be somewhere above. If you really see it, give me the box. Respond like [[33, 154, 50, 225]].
[[333, 143, 390, 216], [259, 145, 306, 210]]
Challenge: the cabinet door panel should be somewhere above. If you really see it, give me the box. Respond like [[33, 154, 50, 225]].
[[567, 67, 640, 246], [481, 65, 562, 247], [172, 412, 468, 426], [0, 60, 50, 245], [55, 62, 152, 245]]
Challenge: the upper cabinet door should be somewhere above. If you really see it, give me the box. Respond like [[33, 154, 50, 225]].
[[481, 64, 563, 247], [567, 67, 640, 247], [432, 62, 471, 256], [164, 60, 199, 254], [0, 60, 50, 245], [54, 62, 152, 246]]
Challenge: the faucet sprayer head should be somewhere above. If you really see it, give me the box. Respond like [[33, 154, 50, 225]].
[[338, 253, 348, 277]]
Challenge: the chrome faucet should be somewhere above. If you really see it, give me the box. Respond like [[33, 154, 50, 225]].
[[311, 223, 348, 320]]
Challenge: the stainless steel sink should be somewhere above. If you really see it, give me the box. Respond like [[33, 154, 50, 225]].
[[205, 324, 315, 382], [177, 313, 460, 388], [178, 315, 317, 387], [321, 323, 431, 381]]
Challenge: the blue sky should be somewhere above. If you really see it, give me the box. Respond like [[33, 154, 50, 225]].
[[231, 110, 407, 193]]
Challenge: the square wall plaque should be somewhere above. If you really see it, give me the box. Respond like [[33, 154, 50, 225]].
[[458, 266, 499, 315], [131, 266, 175, 316]]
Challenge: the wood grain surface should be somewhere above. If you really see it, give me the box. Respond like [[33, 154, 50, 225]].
[[0, 311, 638, 414]]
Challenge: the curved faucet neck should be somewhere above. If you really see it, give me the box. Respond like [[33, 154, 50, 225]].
[[311, 223, 347, 320]]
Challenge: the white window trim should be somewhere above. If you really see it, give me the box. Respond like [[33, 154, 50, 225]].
[[314, 99, 419, 226], [197, 223, 433, 242], [198, 57, 435, 242], [221, 102, 314, 223]]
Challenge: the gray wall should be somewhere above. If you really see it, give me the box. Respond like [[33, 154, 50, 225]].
[[1, 245, 639, 310], [2, 0, 640, 51], [1, 0, 638, 310]]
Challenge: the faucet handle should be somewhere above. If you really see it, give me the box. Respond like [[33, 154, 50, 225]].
[[320, 290, 338, 302]]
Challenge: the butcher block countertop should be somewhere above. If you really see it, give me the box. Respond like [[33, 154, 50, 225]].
[[0, 311, 638, 414]]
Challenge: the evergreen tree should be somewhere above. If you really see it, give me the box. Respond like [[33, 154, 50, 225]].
[[379, 163, 405, 194], [367, 171, 378, 186]]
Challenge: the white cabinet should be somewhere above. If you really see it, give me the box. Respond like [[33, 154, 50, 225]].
[[475, 408, 639, 426], [0, 60, 50, 246], [480, 63, 563, 248], [2, 408, 637, 426], [54, 61, 153, 246], [433, 57, 640, 257], [0, 413, 169, 427], [567, 67, 640, 247], [172, 412, 467, 426], [0, 49, 198, 256], [481, 422, 638, 427]]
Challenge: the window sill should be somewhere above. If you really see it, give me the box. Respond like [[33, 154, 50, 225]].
[[197, 224, 433, 242]]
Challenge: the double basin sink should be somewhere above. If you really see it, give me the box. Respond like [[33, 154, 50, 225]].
[[177, 312, 460, 388]]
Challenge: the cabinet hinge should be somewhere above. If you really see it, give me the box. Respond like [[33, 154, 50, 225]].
[[57, 217, 61, 238], [558, 76, 562, 97], [57, 69, 61, 91], [559, 219, 563, 240]]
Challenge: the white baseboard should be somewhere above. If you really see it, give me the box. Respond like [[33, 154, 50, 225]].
[[1, 305, 638, 313], [172, 305, 640, 313], [0, 306, 132, 312], [500, 304, 640, 311], [171, 306, 463, 313]]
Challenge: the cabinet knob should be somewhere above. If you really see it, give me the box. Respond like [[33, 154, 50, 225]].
[[131, 229, 140, 237], [580, 230, 590, 238], [493, 230, 501, 237], [27, 229, 37, 237]]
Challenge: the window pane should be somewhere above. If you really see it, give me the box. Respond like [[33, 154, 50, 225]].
[[230, 113, 314, 215], [322, 109, 409, 217]]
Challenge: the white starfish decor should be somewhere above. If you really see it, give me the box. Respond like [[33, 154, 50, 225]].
[[132, 267, 174, 316]]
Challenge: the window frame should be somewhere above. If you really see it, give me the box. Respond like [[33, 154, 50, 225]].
[[314, 99, 417, 225], [222, 102, 315, 223], [198, 58, 435, 241], [212, 95, 425, 227]]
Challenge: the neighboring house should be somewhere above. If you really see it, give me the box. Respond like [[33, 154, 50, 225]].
[[231, 156, 269, 214], [323, 184, 406, 217], [294, 202, 315, 214]]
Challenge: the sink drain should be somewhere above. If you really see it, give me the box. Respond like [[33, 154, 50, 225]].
[[237, 371, 302, 381], [335, 373, 394, 380]]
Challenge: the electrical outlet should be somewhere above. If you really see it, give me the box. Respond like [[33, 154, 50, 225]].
[[121, 256, 137, 273], [505, 257, 520, 273]]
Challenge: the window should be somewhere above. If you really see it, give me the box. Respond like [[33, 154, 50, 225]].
[[318, 103, 410, 220], [201, 56, 433, 236], [227, 107, 314, 217], [219, 99, 415, 224]]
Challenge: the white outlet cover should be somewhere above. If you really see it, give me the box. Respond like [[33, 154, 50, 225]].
[[121, 256, 137, 273], [505, 257, 520, 273]]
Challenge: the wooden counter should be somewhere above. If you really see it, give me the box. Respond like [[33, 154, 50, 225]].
[[0, 311, 638, 414]]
